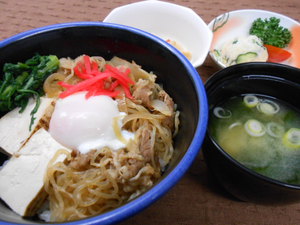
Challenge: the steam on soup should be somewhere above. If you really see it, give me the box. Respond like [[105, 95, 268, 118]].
[[209, 94, 300, 185]]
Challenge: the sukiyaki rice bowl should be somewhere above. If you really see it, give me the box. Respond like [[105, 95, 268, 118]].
[[0, 22, 208, 224]]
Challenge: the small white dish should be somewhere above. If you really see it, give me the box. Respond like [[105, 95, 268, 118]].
[[208, 9, 300, 69], [103, 0, 213, 68]]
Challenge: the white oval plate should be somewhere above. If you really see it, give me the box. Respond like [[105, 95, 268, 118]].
[[208, 9, 300, 69], [104, 0, 213, 68]]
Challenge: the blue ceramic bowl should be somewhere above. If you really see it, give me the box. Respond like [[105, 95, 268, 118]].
[[0, 22, 208, 224]]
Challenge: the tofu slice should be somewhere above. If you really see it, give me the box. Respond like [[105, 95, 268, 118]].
[[0, 97, 54, 155], [0, 128, 70, 217]]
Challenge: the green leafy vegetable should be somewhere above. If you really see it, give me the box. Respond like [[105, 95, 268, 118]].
[[250, 17, 292, 48], [0, 54, 59, 130]]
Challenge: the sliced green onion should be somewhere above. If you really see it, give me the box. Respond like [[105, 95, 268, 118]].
[[213, 107, 232, 119], [228, 122, 242, 129], [266, 122, 285, 138], [282, 128, 300, 148], [243, 94, 259, 108], [257, 99, 280, 115], [244, 119, 266, 137]]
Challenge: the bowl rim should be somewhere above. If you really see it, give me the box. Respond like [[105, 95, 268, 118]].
[[0, 21, 208, 225], [208, 8, 300, 27], [205, 62, 300, 190]]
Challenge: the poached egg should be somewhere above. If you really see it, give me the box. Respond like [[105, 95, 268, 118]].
[[49, 92, 134, 154]]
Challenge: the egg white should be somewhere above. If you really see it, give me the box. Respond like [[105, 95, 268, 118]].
[[49, 92, 134, 154]]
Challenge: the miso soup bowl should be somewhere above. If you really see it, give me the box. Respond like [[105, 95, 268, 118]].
[[0, 22, 208, 224], [203, 62, 300, 205]]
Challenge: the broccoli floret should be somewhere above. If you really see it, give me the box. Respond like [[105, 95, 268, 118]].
[[250, 17, 292, 48]]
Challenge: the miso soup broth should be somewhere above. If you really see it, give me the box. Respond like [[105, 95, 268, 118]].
[[209, 94, 300, 185]]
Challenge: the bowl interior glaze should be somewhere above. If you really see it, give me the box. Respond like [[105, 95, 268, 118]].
[[0, 22, 208, 224]]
